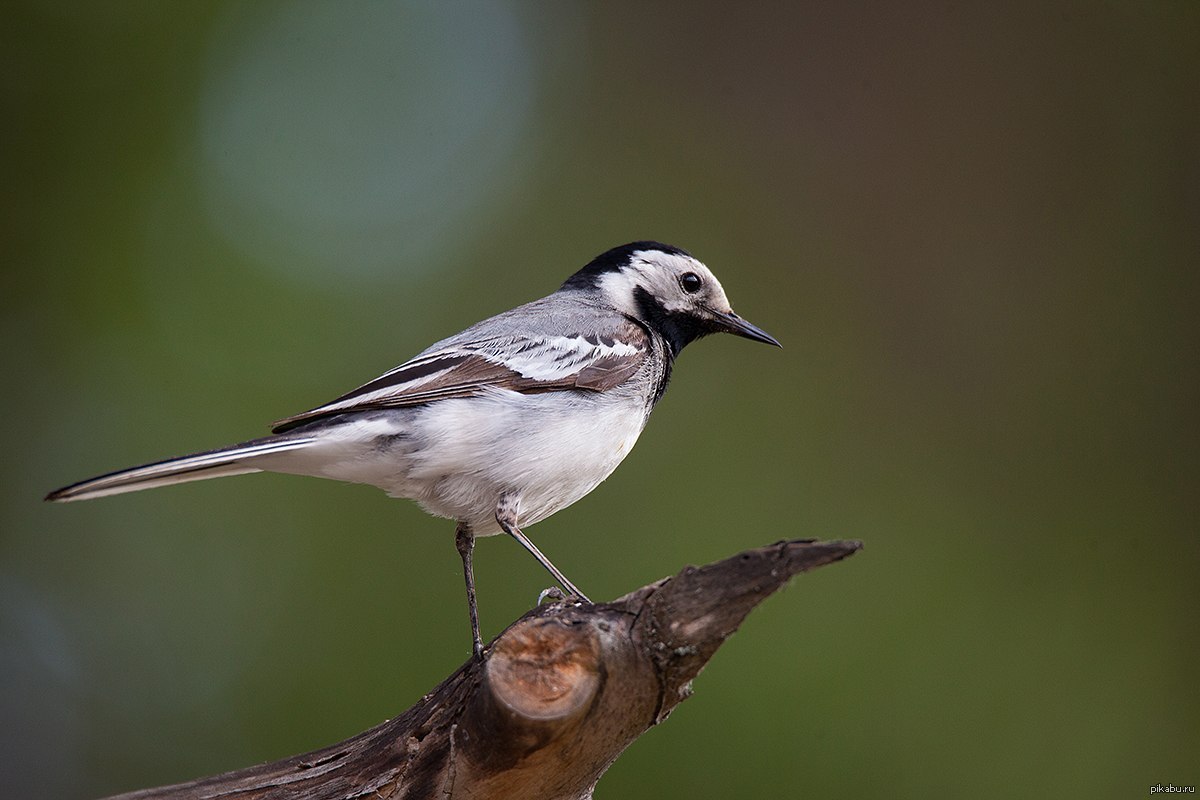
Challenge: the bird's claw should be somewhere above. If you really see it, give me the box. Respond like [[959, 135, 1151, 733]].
[[537, 586, 567, 605]]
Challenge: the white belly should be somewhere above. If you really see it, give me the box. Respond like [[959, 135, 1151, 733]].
[[390, 390, 648, 534]]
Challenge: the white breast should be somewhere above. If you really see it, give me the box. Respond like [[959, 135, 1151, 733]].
[[398, 389, 650, 534]]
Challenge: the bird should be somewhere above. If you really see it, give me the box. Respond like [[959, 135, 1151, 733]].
[[46, 241, 781, 656]]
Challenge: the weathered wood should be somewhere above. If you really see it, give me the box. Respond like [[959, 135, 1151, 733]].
[[108, 538, 861, 800]]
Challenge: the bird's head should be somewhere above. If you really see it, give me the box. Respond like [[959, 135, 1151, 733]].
[[562, 241, 781, 356]]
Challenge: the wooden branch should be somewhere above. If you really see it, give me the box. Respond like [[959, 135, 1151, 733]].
[[108, 538, 861, 800]]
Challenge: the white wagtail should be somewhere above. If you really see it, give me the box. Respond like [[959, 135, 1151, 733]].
[[47, 242, 780, 655]]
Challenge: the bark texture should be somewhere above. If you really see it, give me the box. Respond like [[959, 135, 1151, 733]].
[[108, 538, 861, 800]]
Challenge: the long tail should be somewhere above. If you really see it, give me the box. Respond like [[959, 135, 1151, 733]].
[[45, 435, 317, 503]]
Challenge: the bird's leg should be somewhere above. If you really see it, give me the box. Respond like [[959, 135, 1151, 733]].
[[454, 523, 484, 658], [496, 492, 592, 603]]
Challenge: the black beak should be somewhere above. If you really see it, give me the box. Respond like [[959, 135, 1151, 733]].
[[711, 309, 782, 348]]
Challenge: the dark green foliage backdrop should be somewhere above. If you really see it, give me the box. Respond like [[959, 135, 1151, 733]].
[[3, 3, 1197, 798]]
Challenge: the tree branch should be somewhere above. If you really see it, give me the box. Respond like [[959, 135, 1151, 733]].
[[108, 538, 861, 800]]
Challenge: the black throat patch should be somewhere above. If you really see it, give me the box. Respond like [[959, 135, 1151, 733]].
[[632, 285, 710, 359]]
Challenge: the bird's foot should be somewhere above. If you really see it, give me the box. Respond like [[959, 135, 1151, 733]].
[[537, 585, 593, 606], [537, 586, 566, 605]]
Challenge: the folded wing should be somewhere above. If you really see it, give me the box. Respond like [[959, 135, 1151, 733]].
[[272, 322, 650, 432]]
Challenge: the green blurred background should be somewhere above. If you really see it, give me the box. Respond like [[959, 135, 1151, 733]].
[[3, 2, 1197, 797]]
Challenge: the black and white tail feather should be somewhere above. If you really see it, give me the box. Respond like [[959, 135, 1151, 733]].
[[45, 435, 318, 502], [45, 241, 780, 656]]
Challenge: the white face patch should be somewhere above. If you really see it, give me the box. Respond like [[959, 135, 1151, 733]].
[[594, 267, 641, 314], [596, 249, 732, 316]]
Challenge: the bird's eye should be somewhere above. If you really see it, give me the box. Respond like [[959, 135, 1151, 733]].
[[680, 272, 703, 293]]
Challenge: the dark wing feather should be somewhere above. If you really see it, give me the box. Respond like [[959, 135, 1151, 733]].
[[272, 323, 649, 432], [573, 353, 645, 391]]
